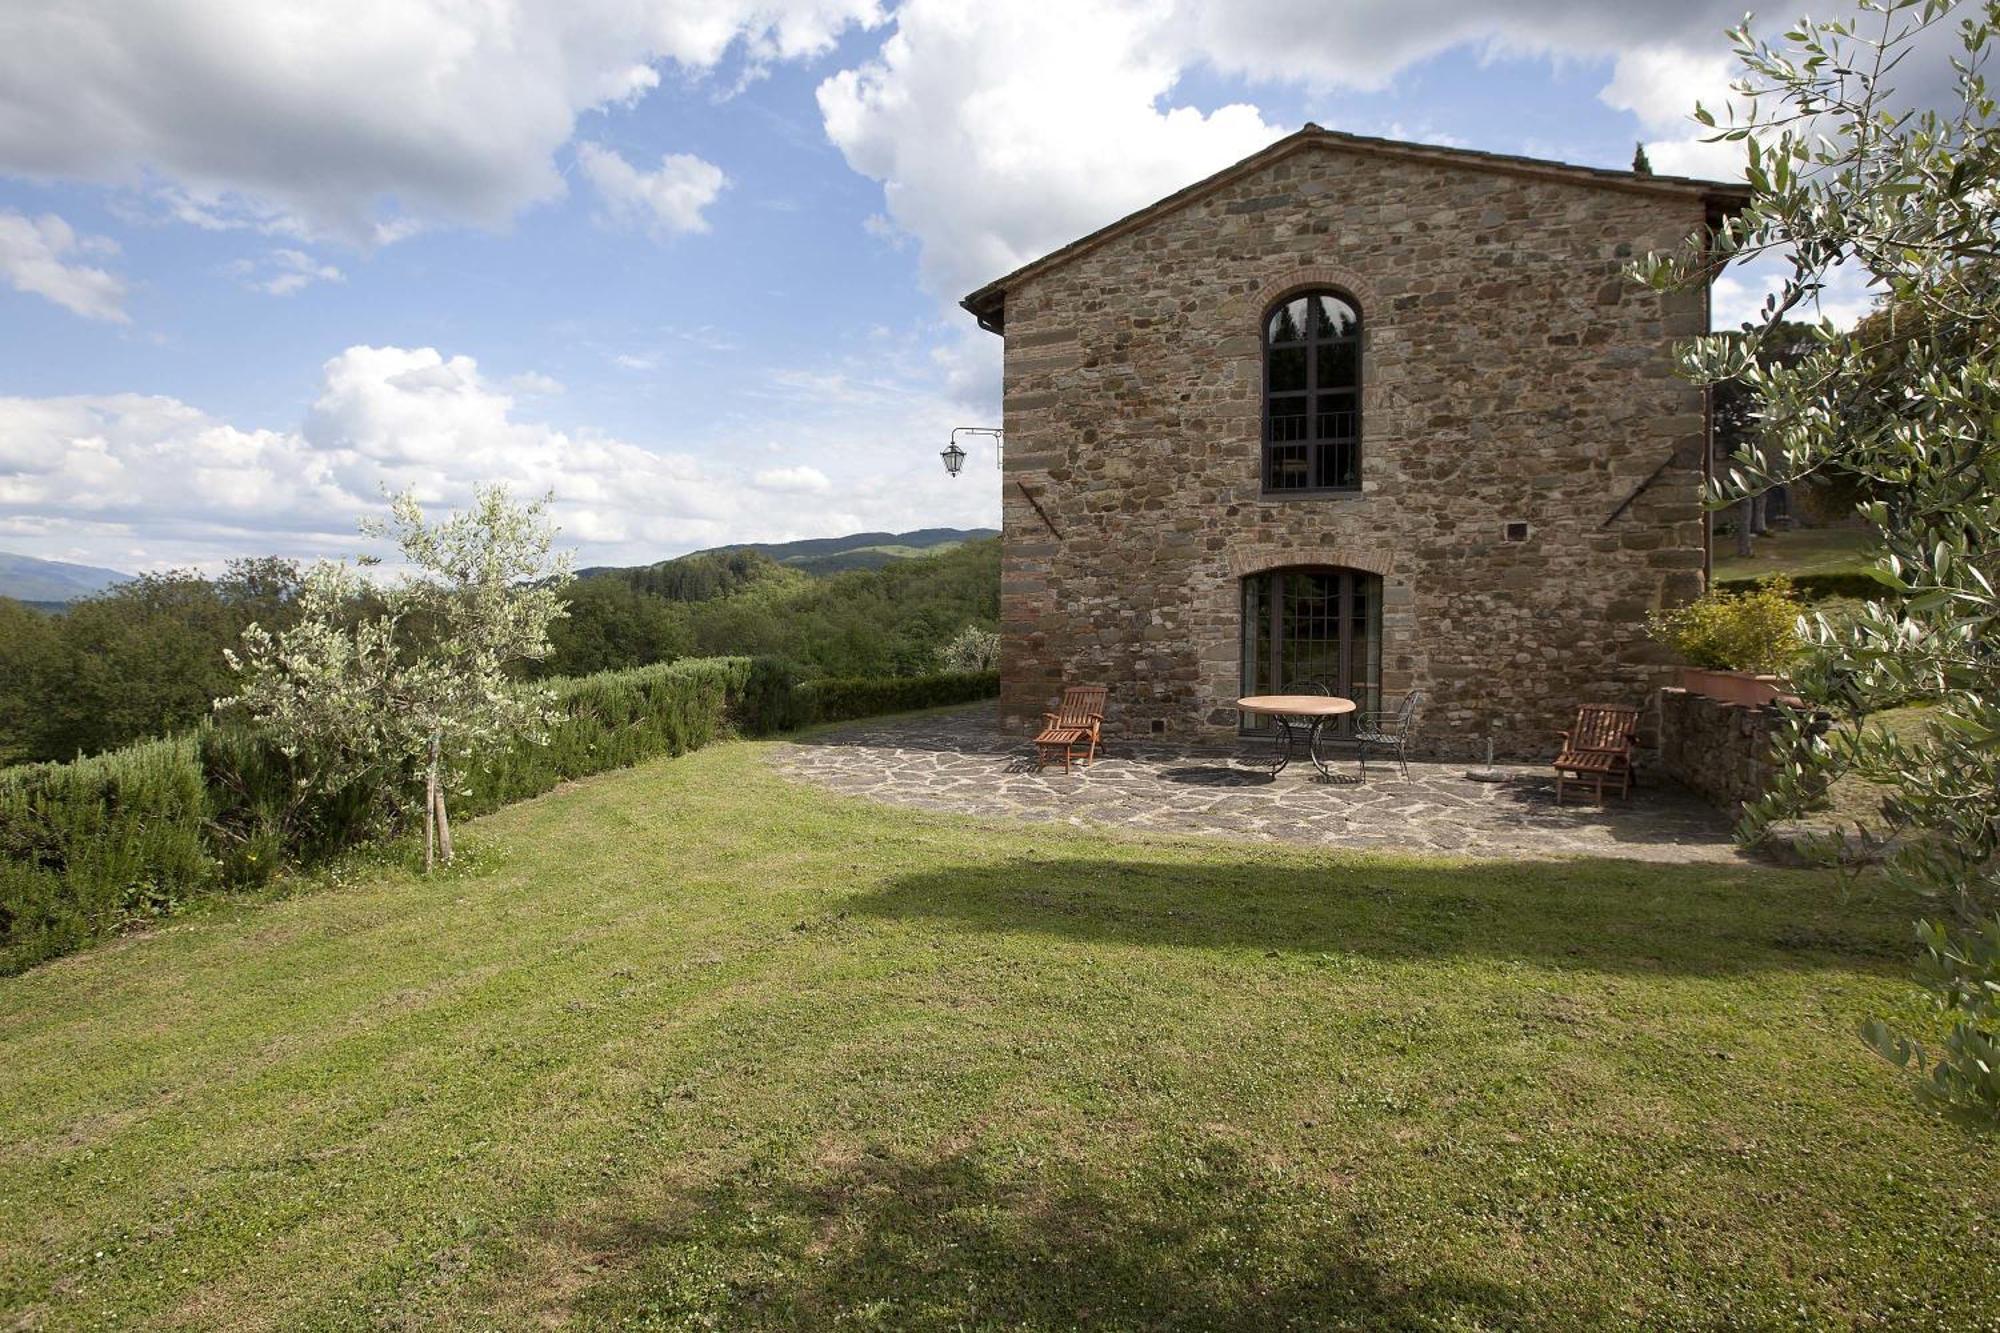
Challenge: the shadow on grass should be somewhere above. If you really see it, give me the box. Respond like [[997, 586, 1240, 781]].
[[555, 1139, 1545, 1331], [841, 855, 1907, 977]]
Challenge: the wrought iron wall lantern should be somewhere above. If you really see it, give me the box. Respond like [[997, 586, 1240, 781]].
[[942, 426, 1003, 477]]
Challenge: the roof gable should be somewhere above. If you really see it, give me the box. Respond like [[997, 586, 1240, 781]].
[[961, 124, 1749, 333]]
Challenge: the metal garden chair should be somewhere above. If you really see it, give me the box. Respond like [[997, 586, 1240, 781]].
[[1353, 690, 1424, 780]]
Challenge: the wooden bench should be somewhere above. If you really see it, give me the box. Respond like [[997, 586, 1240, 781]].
[[1035, 685, 1107, 774], [1552, 704, 1640, 805]]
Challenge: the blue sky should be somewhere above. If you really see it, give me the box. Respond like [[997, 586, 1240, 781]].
[[0, 1, 1865, 572]]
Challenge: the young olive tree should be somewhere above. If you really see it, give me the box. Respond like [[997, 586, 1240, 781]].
[[938, 623, 1001, 673], [220, 487, 573, 871], [1635, 0, 2000, 1117]]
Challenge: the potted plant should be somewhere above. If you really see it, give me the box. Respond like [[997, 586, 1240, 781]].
[[1647, 576, 1804, 707]]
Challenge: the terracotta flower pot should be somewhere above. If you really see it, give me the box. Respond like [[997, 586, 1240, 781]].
[[1679, 667, 1788, 708]]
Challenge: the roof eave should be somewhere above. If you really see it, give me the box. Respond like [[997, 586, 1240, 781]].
[[962, 290, 1005, 336], [958, 125, 1755, 335]]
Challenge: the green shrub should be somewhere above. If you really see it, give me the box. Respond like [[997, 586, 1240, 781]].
[[0, 735, 212, 974], [795, 670, 999, 725], [461, 657, 749, 813], [732, 657, 812, 735], [200, 724, 385, 884], [1, 654, 992, 973], [1648, 577, 1805, 675]]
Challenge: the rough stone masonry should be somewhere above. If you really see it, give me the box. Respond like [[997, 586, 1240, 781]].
[[963, 126, 1747, 759]]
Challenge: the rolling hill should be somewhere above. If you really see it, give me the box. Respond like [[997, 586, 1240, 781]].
[[581, 526, 998, 581], [0, 551, 132, 604]]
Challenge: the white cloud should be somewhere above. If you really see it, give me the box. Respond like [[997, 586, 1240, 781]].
[[818, 0, 1283, 301], [1710, 257, 1878, 332], [504, 371, 566, 396], [752, 465, 831, 494], [814, 0, 1970, 309], [0, 343, 999, 570], [0, 210, 128, 321], [612, 353, 657, 371], [813, 0, 1770, 303], [1598, 46, 1746, 182], [0, 0, 884, 242], [228, 247, 344, 297], [576, 143, 728, 236]]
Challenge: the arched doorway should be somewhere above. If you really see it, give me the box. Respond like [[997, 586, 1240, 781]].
[[1240, 566, 1382, 732]]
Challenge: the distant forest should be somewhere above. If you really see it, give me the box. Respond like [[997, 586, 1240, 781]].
[[0, 539, 1000, 767]]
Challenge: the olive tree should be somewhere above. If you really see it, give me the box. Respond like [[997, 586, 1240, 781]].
[[938, 623, 1000, 673], [1635, 0, 2000, 1117], [221, 487, 573, 871]]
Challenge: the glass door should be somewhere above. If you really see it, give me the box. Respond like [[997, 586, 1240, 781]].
[[1240, 567, 1381, 733]]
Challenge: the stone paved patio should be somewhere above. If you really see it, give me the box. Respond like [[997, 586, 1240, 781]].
[[770, 704, 1752, 864]]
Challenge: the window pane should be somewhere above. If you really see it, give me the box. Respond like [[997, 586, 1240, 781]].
[[1266, 444, 1309, 488], [1283, 570, 1341, 689], [1267, 394, 1307, 442], [1317, 340, 1356, 388], [1315, 440, 1358, 489], [1243, 575, 1272, 699], [1359, 575, 1382, 710], [1316, 392, 1356, 441], [1314, 296, 1359, 338], [1267, 297, 1309, 344], [1268, 345, 1307, 393]]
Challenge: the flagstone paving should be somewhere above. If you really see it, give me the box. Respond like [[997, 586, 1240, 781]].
[[770, 704, 1751, 865]]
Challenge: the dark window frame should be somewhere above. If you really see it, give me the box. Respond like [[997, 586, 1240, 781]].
[[1239, 566, 1383, 736], [1260, 290, 1362, 495]]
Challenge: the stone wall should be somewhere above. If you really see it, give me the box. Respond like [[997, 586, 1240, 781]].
[[989, 137, 1716, 758], [1657, 687, 1826, 814]]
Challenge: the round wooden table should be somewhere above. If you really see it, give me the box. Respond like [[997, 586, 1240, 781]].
[[1235, 694, 1357, 777]]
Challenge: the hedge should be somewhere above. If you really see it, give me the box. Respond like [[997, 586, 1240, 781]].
[[0, 657, 998, 974], [460, 657, 750, 814], [0, 735, 213, 973], [795, 670, 1001, 725]]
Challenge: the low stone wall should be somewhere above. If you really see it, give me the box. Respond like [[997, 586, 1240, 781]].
[[1657, 686, 1827, 814]]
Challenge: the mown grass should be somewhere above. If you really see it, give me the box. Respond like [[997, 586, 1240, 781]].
[[0, 728, 1993, 1329], [1713, 526, 1880, 582]]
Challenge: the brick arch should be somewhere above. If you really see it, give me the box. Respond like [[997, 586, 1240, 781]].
[[1230, 267, 1381, 324], [1228, 544, 1395, 579]]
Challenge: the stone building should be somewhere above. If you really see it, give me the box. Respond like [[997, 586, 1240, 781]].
[[961, 125, 1747, 758]]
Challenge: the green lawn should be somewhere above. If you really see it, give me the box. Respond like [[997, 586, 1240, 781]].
[[1, 731, 1993, 1329], [1713, 525, 1881, 582]]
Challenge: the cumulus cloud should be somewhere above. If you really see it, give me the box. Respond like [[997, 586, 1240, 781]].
[[0, 210, 128, 321], [818, 0, 1967, 355], [1710, 258, 1879, 332], [752, 464, 832, 494], [819, 0, 1283, 301], [228, 247, 344, 297], [577, 143, 728, 236], [0, 0, 884, 242], [0, 344, 997, 569], [815, 1, 1978, 305]]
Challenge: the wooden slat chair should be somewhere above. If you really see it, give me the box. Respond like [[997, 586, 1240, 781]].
[[1034, 685, 1107, 774], [1552, 703, 1640, 805]]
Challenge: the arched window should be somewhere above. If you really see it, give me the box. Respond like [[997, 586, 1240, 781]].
[[1241, 566, 1381, 732], [1263, 291, 1361, 492]]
